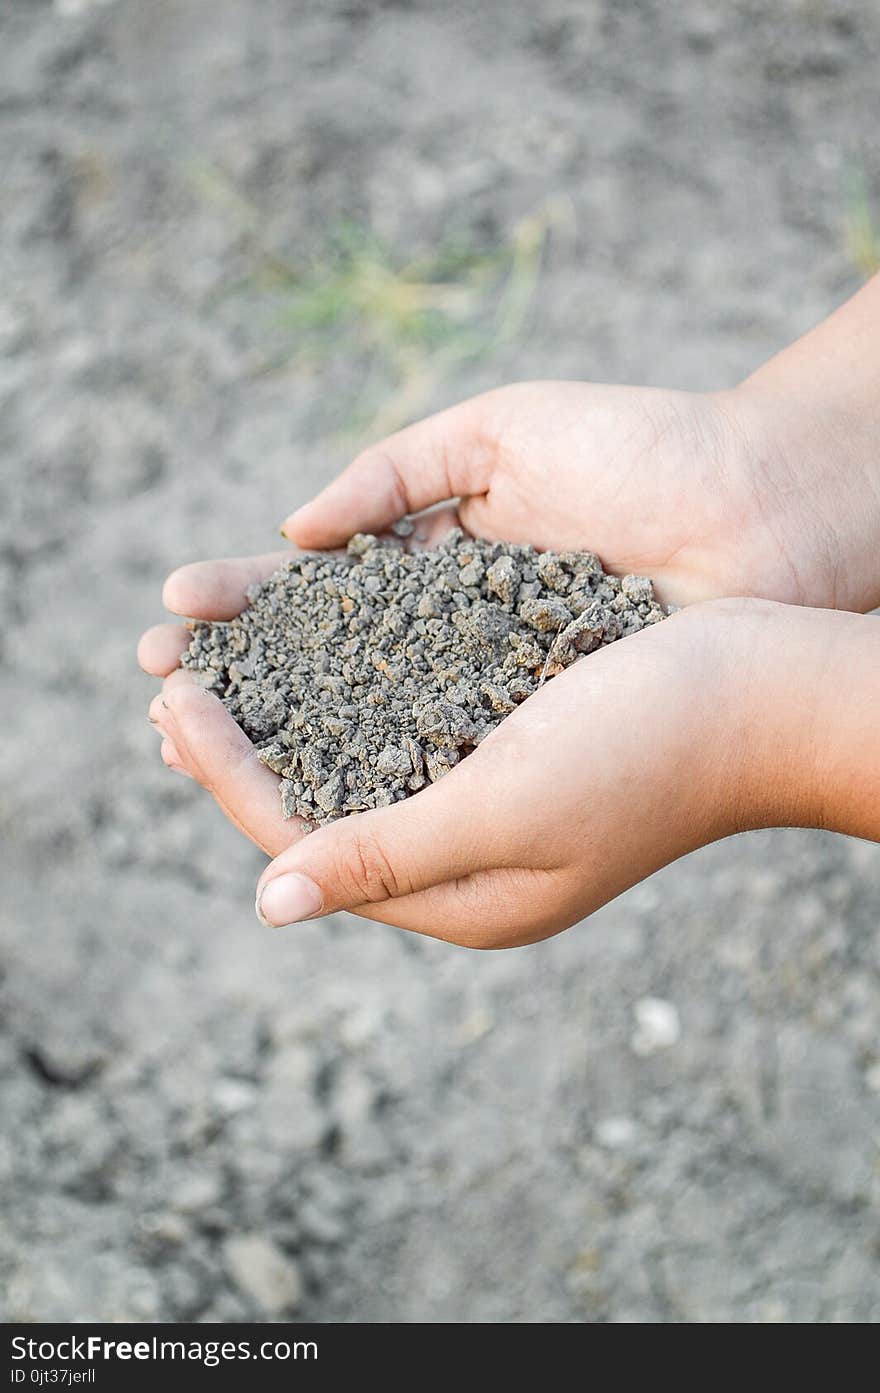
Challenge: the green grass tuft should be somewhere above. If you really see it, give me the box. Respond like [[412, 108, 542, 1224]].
[[844, 166, 880, 279], [194, 161, 573, 436]]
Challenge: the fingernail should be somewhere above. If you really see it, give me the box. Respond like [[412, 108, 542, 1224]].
[[256, 872, 323, 927]]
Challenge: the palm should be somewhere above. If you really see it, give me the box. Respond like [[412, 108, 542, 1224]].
[[451, 382, 749, 606], [281, 380, 767, 609]]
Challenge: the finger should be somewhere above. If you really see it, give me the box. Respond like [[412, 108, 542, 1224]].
[[161, 683, 309, 857], [162, 552, 292, 620], [282, 395, 499, 548], [138, 623, 191, 677], [148, 669, 197, 731], [148, 690, 169, 728], [162, 667, 197, 693], [160, 736, 193, 778], [401, 504, 465, 550], [254, 753, 517, 925], [342, 864, 569, 949]]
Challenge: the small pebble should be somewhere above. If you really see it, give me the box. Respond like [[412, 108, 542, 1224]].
[[630, 997, 681, 1056]]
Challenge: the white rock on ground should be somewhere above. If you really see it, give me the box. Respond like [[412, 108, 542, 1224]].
[[630, 998, 681, 1057], [223, 1235, 301, 1317]]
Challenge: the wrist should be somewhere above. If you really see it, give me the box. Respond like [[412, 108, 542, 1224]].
[[786, 606, 880, 840], [715, 377, 880, 613], [704, 598, 880, 839], [723, 277, 880, 613], [657, 600, 804, 844]]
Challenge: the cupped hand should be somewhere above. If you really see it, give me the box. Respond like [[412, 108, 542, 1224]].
[[279, 379, 869, 610], [139, 368, 867, 711], [141, 594, 775, 948]]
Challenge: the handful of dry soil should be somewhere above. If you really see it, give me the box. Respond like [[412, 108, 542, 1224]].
[[182, 529, 666, 823]]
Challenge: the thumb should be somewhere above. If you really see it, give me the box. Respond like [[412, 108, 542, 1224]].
[[254, 762, 508, 926], [282, 392, 500, 549]]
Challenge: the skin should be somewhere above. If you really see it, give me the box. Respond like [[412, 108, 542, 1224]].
[[139, 277, 880, 948]]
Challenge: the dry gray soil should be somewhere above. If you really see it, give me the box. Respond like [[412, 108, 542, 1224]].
[[1, 0, 879, 1323], [183, 533, 664, 822]]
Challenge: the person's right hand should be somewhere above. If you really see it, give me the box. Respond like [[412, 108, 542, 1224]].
[[143, 593, 880, 947], [141, 596, 778, 946], [281, 377, 880, 613]]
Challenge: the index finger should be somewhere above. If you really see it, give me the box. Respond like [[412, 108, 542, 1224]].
[[282, 395, 498, 549]]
